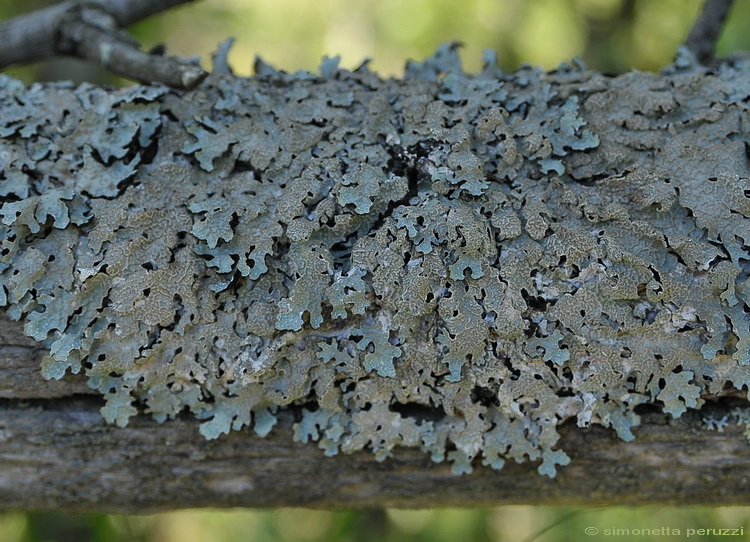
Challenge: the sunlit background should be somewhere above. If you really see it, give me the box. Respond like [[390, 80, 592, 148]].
[[1, 0, 750, 540]]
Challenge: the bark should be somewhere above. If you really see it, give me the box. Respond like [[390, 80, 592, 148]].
[[0, 0, 205, 88], [685, 0, 735, 64], [1, 315, 750, 513], [2, 47, 750, 511]]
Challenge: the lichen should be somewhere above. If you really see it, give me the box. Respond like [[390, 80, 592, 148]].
[[1, 44, 750, 477]]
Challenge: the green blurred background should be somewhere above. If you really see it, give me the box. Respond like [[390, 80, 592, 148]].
[[2, 0, 750, 540], [4, 506, 750, 542], [1, 0, 750, 83]]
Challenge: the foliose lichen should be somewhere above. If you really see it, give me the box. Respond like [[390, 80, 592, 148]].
[[2, 45, 750, 477]]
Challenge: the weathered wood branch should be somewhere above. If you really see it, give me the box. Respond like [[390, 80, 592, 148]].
[[0, 0, 206, 88], [2, 40, 750, 511], [1, 314, 750, 513]]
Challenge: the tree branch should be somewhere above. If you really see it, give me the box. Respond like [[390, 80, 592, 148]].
[[1, 39, 750, 510], [2, 395, 750, 512], [2, 301, 750, 512], [0, 0, 206, 88], [684, 0, 735, 64]]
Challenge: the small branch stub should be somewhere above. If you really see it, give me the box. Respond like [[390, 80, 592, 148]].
[[57, 5, 207, 89], [684, 0, 735, 64]]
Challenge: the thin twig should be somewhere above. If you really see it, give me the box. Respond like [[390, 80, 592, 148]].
[[0, 0, 206, 88], [684, 0, 735, 64]]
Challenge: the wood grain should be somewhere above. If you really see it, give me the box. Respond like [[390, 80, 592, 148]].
[[3, 317, 750, 512]]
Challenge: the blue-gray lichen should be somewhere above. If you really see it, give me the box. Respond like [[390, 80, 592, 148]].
[[2, 45, 750, 476]]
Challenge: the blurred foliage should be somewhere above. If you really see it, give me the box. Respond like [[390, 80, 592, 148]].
[[3, 506, 750, 542], [1, 0, 749, 84], [1, 0, 750, 540]]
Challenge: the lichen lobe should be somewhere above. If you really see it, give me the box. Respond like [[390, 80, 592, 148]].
[[1, 48, 750, 477]]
